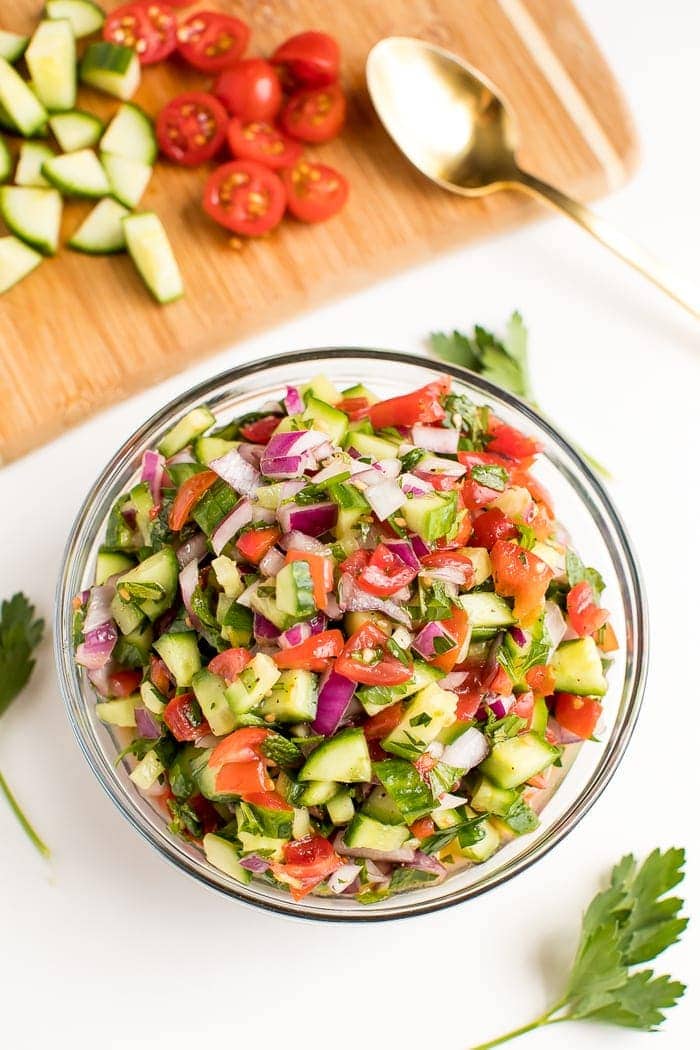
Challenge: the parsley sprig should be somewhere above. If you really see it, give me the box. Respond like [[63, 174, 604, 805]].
[[0, 593, 48, 858], [471, 848, 687, 1048]]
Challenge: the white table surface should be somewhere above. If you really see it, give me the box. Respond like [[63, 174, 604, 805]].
[[1, 2, 698, 1047]]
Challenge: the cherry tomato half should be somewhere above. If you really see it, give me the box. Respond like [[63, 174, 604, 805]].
[[227, 118, 302, 170], [203, 160, 286, 237], [279, 83, 346, 143], [103, 2, 177, 65], [177, 11, 250, 73], [215, 58, 282, 122], [156, 92, 228, 166], [271, 31, 340, 88], [282, 161, 348, 223]]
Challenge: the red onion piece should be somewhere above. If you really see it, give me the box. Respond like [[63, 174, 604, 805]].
[[365, 480, 405, 521], [210, 448, 261, 497], [176, 532, 208, 568], [544, 600, 567, 650], [409, 533, 431, 559], [418, 454, 466, 477], [240, 853, 271, 873], [439, 670, 468, 690], [252, 505, 277, 524], [236, 580, 260, 609], [141, 449, 165, 506], [167, 448, 195, 466], [479, 693, 515, 720], [441, 726, 489, 770], [312, 458, 353, 484], [237, 443, 266, 467], [279, 529, 326, 554], [76, 623, 118, 670], [135, 707, 161, 739], [420, 562, 473, 587], [312, 669, 356, 736], [412, 621, 456, 661], [364, 858, 391, 884], [547, 718, 582, 746], [279, 621, 312, 649], [179, 558, 202, 630], [329, 863, 362, 894], [88, 660, 117, 697], [259, 546, 285, 577], [254, 613, 279, 641], [407, 851, 447, 876], [509, 626, 527, 648], [411, 425, 459, 454], [383, 539, 420, 571], [284, 385, 303, 415], [338, 573, 412, 628], [84, 583, 115, 633], [211, 498, 253, 555], [277, 501, 337, 537], [400, 472, 434, 495]]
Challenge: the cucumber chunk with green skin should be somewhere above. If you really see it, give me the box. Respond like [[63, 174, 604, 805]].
[[94, 549, 134, 585], [480, 732, 560, 790], [15, 141, 54, 187], [326, 789, 354, 825], [203, 833, 252, 884], [42, 149, 109, 198], [343, 813, 410, 852], [158, 405, 215, 458], [301, 374, 341, 405], [110, 592, 145, 635], [249, 586, 296, 631], [225, 653, 280, 714], [192, 669, 235, 737], [459, 591, 514, 635], [123, 211, 183, 303], [68, 197, 130, 254], [95, 696, 137, 727], [45, 0, 106, 39], [0, 57, 48, 137], [298, 779, 338, 806], [303, 395, 348, 444], [275, 560, 315, 618], [113, 620, 153, 668], [0, 135, 10, 182], [80, 41, 140, 100], [401, 491, 458, 543], [470, 775, 520, 817], [189, 748, 232, 802], [357, 659, 442, 717], [260, 668, 317, 723], [129, 748, 164, 791], [49, 109, 103, 151], [551, 636, 607, 696], [153, 631, 201, 688], [113, 547, 179, 621], [101, 151, 151, 207], [99, 102, 156, 164], [0, 31, 29, 64], [0, 186, 61, 254], [298, 727, 371, 783], [347, 431, 399, 460], [361, 786, 405, 825], [26, 20, 76, 112], [373, 758, 435, 823], [0, 235, 43, 293], [381, 683, 458, 758], [195, 435, 238, 466]]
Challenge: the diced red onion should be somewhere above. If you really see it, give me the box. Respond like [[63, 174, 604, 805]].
[[351, 468, 386, 488], [409, 533, 431, 559], [140, 449, 165, 506], [194, 732, 218, 749], [259, 547, 285, 577], [252, 505, 277, 524], [383, 539, 420, 571], [407, 851, 448, 876], [328, 863, 362, 894], [176, 532, 208, 568], [211, 498, 253, 555], [262, 429, 328, 466], [442, 726, 489, 770], [84, 583, 115, 633], [547, 718, 583, 746], [365, 480, 405, 521], [135, 707, 161, 739], [240, 853, 271, 873], [412, 621, 456, 661], [347, 446, 361, 460], [411, 425, 460, 454], [76, 622, 118, 670], [544, 601, 567, 650], [364, 858, 391, 884], [338, 573, 411, 627], [435, 792, 467, 811], [284, 385, 303, 414], [334, 833, 415, 863], [418, 454, 466, 477], [179, 558, 202, 631], [254, 613, 279, 641], [88, 660, 117, 697], [439, 671, 468, 690], [324, 593, 342, 619], [312, 457, 351, 484], [308, 612, 327, 634], [420, 562, 472, 586], [279, 622, 312, 649], [279, 529, 326, 554], [277, 501, 337, 537], [236, 580, 260, 609], [509, 626, 528, 648], [210, 447, 261, 497], [236, 443, 266, 468], [167, 448, 195, 465], [481, 693, 515, 720], [312, 670, 356, 736]]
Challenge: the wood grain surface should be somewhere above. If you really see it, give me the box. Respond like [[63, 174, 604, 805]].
[[0, 0, 637, 464]]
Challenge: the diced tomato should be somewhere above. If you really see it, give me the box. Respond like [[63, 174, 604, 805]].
[[163, 693, 210, 742], [525, 663, 556, 697], [409, 816, 435, 840], [485, 664, 513, 696], [282, 161, 349, 223], [336, 623, 412, 686], [108, 669, 142, 697], [567, 581, 609, 637], [177, 11, 249, 73], [512, 690, 535, 726], [454, 663, 486, 720], [491, 539, 553, 625], [487, 416, 542, 460], [215, 759, 273, 797], [203, 160, 286, 237], [356, 543, 417, 597], [420, 550, 475, 587], [414, 752, 437, 781], [526, 772, 549, 790], [279, 84, 346, 143], [168, 469, 217, 530], [456, 691, 482, 721], [244, 790, 293, 811], [340, 549, 370, 577], [149, 655, 172, 696], [104, 2, 177, 65], [471, 508, 519, 549], [597, 622, 619, 653], [554, 693, 603, 739], [334, 397, 370, 422], [430, 604, 470, 673], [461, 478, 507, 510], [227, 118, 302, 170], [271, 834, 341, 900], [271, 31, 340, 88], [208, 647, 251, 682], [510, 466, 554, 518], [209, 727, 272, 769], [188, 794, 220, 837], [214, 59, 282, 122], [236, 526, 281, 564], [238, 414, 281, 443], [436, 509, 472, 547], [369, 377, 450, 430], [285, 549, 333, 609], [363, 703, 405, 740], [273, 629, 344, 672]]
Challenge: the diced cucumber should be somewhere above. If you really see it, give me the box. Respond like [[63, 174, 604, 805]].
[[298, 779, 338, 806], [249, 586, 296, 631], [129, 749, 164, 791], [462, 547, 491, 586], [357, 658, 441, 717], [195, 435, 237, 466], [275, 560, 314, 618], [46, 0, 106, 39], [0, 58, 48, 137], [361, 786, 404, 825], [15, 141, 54, 187], [298, 728, 371, 783], [158, 405, 215, 458], [68, 197, 130, 254], [0, 134, 9, 182], [470, 776, 519, 817], [0, 31, 29, 64], [293, 806, 311, 839], [153, 632, 201, 688], [140, 679, 165, 715], [381, 683, 458, 758], [211, 555, 243, 599], [326, 789, 354, 825], [0, 186, 61, 254], [110, 592, 144, 635], [459, 592, 514, 636], [95, 696, 137, 727], [192, 669, 235, 737], [80, 41, 140, 100], [238, 830, 287, 862], [95, 549, 134, 585], [42, 149, 109, 198], [551, 637, 607, 697], [347, 431, 399, 459], [301, 374, 341, 405], [203, 833, 252, 884], [190, 748, 231, 802], [26, 20, 76, 112], [0, 235, 43, 292], [260, 668, 317, 724], [101, 151, 151, 207], [225, 652, 280, 714], [123, 212, 183, 303], [401, 491, 457, 542], [330, 481, 370, 537], [49, 109, 103, 151], [480, 732, 560, 790], [99, 102, 156, 163], [344, 813, 410, 852], [128, 480, 155, 545], [459, 815, 500, 862], [303, 395, 348, 444], [373, 758, 434, 823], [341, 382, 379, 404], [531, 696, 548, 735], [113, 546, 179, 621], [113, 620, 153, 668]]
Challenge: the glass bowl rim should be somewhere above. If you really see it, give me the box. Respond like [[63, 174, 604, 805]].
[[54, 346, 648, 922]]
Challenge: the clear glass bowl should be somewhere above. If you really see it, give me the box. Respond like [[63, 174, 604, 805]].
[[55, 349, 647, 922]]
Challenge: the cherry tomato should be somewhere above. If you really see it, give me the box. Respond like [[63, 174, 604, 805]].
[[163, 693, 210, 742], [168, 469, 217, 530], [209, 727, 272, 769], [273, 629, 345, 672], [215, 59, 282, 121], [279, 83, 346, 143], [490, 539, 553, 626], [203, 160, 286, 237], [567, 581, 609, 637], [420, 550, 475, 587], [355, 543, 417, 598], [430, 605, 470, 673], [245, 791, 293, 812], [103, 2, 177, 65], [336, 623, 412, 686], [554, 693, 602, 739], [227, 118, 302, 171], [271, 31, 340, 88], [282, 160, 349, 224], [208, 647, 251, 682], [177, 11, 250, 73], [369, 376, 450, 430], [512, 690, 535, 726], [187, 794, 220, 837], [471, 508, 519, 549], [156, 92, 228, 166], [271, 834, 341, 900], [108, 669, 142, 696], [238, 414, 281, 443], [236, 526, 281, 564]]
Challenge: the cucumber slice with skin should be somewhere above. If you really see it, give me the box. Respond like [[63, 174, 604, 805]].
[[0, 134, 9, 182], [100, 102, 156, 164], [0, 31, 29, 64], [49, 109, 103, 151], [45, 0, 106, 39], [101, 151, 151, 207], [25, 20, 76, 112], [80, 41, 140, 100], [0, 57, 48, 136], [42, 148, 109, 198], [68, 196, 130, 254], [0, 235, 43, 293], [298, 728, 372, 783], [123, 212, 183, 303], [0, 186, 62, 254], [15, 141, 54, 186]]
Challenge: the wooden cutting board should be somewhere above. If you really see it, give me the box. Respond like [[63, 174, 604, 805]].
[[1, 0, 637, 464]]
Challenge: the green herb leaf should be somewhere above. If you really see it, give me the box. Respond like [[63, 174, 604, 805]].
[[260, 733, 303, 770], [566, 549, 606, 602], [470, 464, 508, 492], [421, 813, 488, 855]]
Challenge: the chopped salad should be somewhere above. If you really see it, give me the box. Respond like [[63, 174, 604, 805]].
[[73, 372, 616, 903]]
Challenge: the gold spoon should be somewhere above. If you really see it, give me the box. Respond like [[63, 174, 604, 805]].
[[366, 37, 698, 320]]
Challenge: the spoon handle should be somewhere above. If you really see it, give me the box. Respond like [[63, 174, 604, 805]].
[[514, 170, 699, 320]]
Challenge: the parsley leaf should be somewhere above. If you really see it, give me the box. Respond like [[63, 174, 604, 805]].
[[421, 814, 488, 855], [471, 464, 508, 492], [566, 549, 606, 602]]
